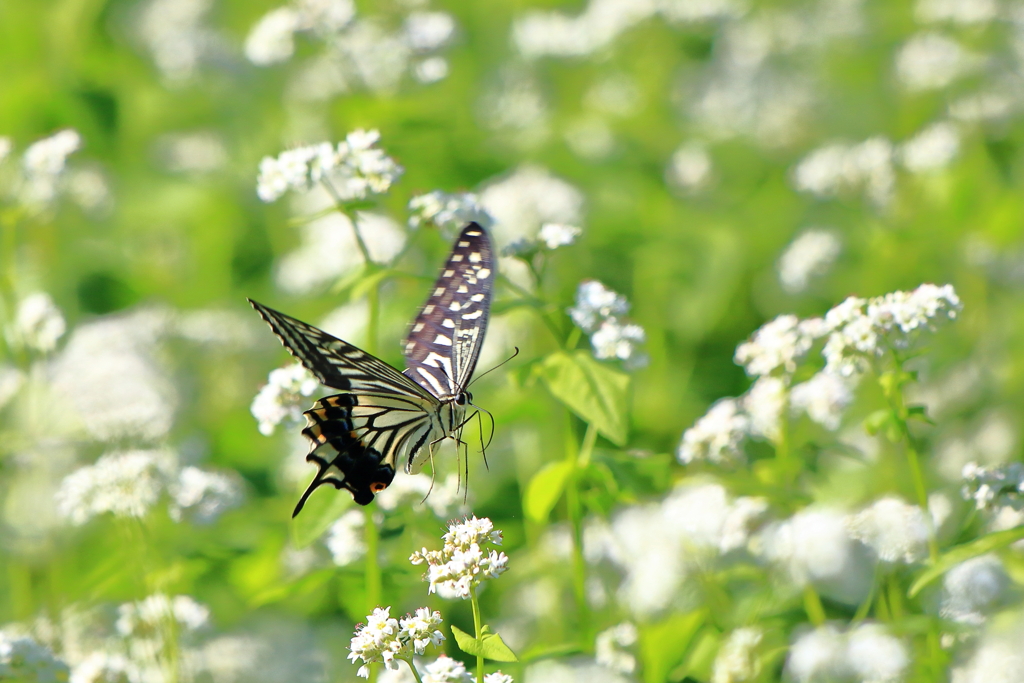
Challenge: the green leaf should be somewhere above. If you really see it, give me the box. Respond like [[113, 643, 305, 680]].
[[906, 405, 935, 425], [523, 460, 574, 524], [909, 526, 1024, 597], [451, 624, 519, 662], [539, 350, 629, 445], [863, 410, 890, 436], [640, 610, 706, 683], [290, 490, 353, 549]]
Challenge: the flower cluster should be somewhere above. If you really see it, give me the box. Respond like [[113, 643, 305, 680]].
[[409, 516, 509, 599], [785, 623, 908, 683], [503, 222, 582, 255], [846, 496, 931, 564], [567, 280, 647, 369], [776, 229, 842, 294], [961, 461, 1024, 511], [594, 622, 637, 674], [408, 191, 493, 233], [734, 314, 826, 377], [711, 627, 764, 683], [421, 656, 472, 683], [116, 594, 210, 639], [0, 631, 69, 683], [256, 129, 403, 203], [348, 606, 445, 678], [5, 292, 66, 353], [250, 362, 320, 436], [677, 398, 749, 466]]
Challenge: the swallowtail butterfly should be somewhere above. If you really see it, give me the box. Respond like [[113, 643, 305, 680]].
[[250, 222, 493, 516]]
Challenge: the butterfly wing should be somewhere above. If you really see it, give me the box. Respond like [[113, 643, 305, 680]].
[[249, 299, 444, 514], [402, 222, 494, 398]]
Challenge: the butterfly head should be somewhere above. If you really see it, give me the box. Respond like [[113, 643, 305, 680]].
[[455, 391, 473, 406]]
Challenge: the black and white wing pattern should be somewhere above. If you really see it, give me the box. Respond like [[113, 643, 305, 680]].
[[249, 300, 448, 515], [402, 222, 494, 399]]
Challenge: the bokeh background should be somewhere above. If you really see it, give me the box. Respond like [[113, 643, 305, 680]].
[[2, 0, 1024, 681]]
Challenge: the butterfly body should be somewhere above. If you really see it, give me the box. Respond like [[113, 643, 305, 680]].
[[250, 223, 493, 515]]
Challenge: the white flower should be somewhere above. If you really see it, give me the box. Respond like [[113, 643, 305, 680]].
[[0, 631, 69, 683], [900, 121, 960, 173], [666, 143, 712, 192], [8, 292, 66, 353], [961, 461, 1024, 511], [595, 622, 637, 674], [847, 497, 931, 564], [743, 376, 787, 442], [56, 449, 177, 525], [414, 57, 449, 84], [792, 137, 896, 207], [409, 517, 508, 599], [895, 32, 979, 91], [169, 466, 243, 524], [375, 472, 465, 518], [734, 315, 824, 377], [23, 129, 81, 177], [251, 363, 319, 436], [568, 280, 630, 332], [116, 594, 210, 637], [941, 554, 1007, 624], [483, 673, 513, 683], [785, 623, 908, 683], [407, 191, 492, 232], [538, 222, 582, 249], [761, 508, 860, 590], [712, 627, 763, 683], [478, 165, 583, 248], [790, 371, 854, 430], [421, 656, 472, 683], [951, 616, 1024, 683], [0, 365, 24, 411], [678, 398, 749, 466], [720, 497, 770, 554], [846, 623, 909, 683], [404, 12, 456, 52], [244, 7, 300, 65], [325, 509, 367, 566], [916, 0, 998, 24], [350, 607, 407, 677], [399, 608, 445, 654], [70, 650, 132, 683], [785, 625, 849, 683], [590, 318, 648, 369], [777, 229, 842, 293]]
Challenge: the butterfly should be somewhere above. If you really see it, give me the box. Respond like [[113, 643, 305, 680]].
[[249, 222, 494, 516]]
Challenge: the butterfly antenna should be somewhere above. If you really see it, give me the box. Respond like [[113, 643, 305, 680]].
[[475, 409, 491, 472], [467, 347, 520, 388], [468, 401, 497, 451], [421, 446, 438, 506]]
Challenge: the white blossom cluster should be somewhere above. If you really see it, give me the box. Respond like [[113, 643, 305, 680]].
[[409, 516, 509, 599], [116, 594, 211, 639], [503, 222, 583, 255], [711, 627, 763, 683], [0, 129, 106, 212], [568, 280, 648, 369], [594, 622, 637, 675], [734, 314, 827, 378], [244, 0, 356, 65], [348, 606, 445, 678], [324, 509, 366, 566], [776, 229, 842, 294], [846, 496, 931, 564], [895, 32, 980, 92], [408, 191, 493, 234], [785, 623, 909, 683], [0, 631, 69, 683], [251, 362, 320, 436], [55, 449, 242, 526], [5, 292, 66, 353], [792, 137, 896, 207], [961, 461, 1024, 511], [256, 129, 403, 203], [940, 554, 1008, 625], [422, 656, 473, 683], [677, 398, 749, 466]]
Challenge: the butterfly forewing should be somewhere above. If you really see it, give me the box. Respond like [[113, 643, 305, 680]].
[[403, 222, 494, 398]]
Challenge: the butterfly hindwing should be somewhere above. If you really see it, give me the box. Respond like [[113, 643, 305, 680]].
[[403, 222, 494, 398]]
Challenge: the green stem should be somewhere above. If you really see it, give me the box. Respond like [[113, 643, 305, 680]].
[[496, 273, 564, 346], [775, 391, 793, 486], [320, 178, 373, 266], [470, 586, 485, 683], [566, 421, 596, 646], [363, 507, 382, 615], [403, 659, 424, 683], [565, 326, 582, 351], [802, 585, 826, 626], [367, 282, 380, 356]]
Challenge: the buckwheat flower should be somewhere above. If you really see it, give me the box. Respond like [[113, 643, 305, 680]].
[[251, 363, 319, 436], [23, 129, 81, 177], [941, 554, 1007, 625], [590, 318, 648, 369], [478, 165, 583, 247], [324, 509, 367, 566], [785, 625, 849, 683], [538, 222, 582, 249], [568, 280, 629, 332], [846, 623, 909, 683], [399, 608, 445, 654], [719, 497, 770, 554], [868, 284, 961, 337], [961, 461, 1024, 511], [407, 191, 492, 233], [666, 143, 712, 193], [916, 0, 998, 24], [483, 673, 513, 683], [792, 137, 896, 207], [712, 627, 763, 683], [409, 517, 508, 598], [743, 376, 786, 442], [116, 594, 210, 637], [900, 121, 960, 173], [349, 607, 403, 677], [762, 508, 860, 591], [8, 292, 66, 353], [244, 7, 300, 65], [168, 466, 243, 524], [56, 449, 177, 525], [414, 56, 449, 84], [777, 229, 842, 294], [790, 371, 854, 430], [70, 650, 132, 683], [421, 656, 472, 683], [677, 398, 749, 466], [0, 365, 24, 411], [895, 32, 979, 92], [595, 622, 637, 674], [847, 496, 931, 564], [734, 315, 823, 377], [403, 12, 456, 52], [0, 631, 69, 683], [375, 472, 465, 518]]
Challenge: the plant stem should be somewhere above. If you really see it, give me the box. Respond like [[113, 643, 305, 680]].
[[775, 392, 793, 486], [367, 281, 380, 355], [321, 179, 373, 266], [363, 507, 382, 616], [470, 585, 485, 683], [803, 584, 826, 626], [404, 659, 424, 683], [566, 421, 596, 646]]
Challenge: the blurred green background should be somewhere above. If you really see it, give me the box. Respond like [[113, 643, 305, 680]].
[[2, 0, 1024, 681]]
